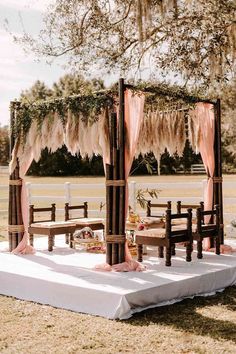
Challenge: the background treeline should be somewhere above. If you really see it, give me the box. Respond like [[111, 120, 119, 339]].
[[0, 75, 235, 176]]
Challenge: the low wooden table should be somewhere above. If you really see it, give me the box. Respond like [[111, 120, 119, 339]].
[[70, 238, 105, 251], [28, 221, 77, 251]]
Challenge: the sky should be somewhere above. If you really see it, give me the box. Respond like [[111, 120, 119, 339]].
[[0, 0, 66, 127]]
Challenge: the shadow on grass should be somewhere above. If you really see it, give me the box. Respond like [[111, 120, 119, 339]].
[[128, 286, 236, 343]]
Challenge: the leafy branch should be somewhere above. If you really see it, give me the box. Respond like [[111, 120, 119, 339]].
[[135, 188, 160, 209]]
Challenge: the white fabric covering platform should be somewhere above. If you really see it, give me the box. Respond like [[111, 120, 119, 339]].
[[0, 237, 236, 320]]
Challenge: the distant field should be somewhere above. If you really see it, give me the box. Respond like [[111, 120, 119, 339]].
[[1, 173, 236, 241]]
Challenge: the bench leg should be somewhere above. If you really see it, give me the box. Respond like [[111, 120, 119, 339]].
[[186, 242, 192, 262], [215, 235, 221, 255], [165, 245, 171, 266], [197, 240, 203, 259], [29, 233, 34, 247], [137, 244, 143, 262], [171, 244, 176, 256], [158, 246, 164, 258], [65, 233, 69, 244], [48, 235, 54, 252], [70, 232, 74, 248]]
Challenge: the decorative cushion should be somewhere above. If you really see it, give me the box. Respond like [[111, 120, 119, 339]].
[[71, 218, 104, 225], [171, 218, 187, 226], [172, 224, 188, 232], [141, 217, 164, 226], [135, 228, 166, 239], [31, 221, 76, 228]]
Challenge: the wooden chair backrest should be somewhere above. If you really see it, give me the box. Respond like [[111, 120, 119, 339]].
[[165, 208, 192, 238], [29, 203, 56, 224], [177, 201, 204, 214], [146, 200, 171, 217], [196, 204, 220, 234], [65, 202, 88, 221]]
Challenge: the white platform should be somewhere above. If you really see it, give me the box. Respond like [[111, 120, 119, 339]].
[[0, 237, 236, 320]]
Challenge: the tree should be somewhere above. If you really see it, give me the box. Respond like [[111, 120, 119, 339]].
[[0, 125, 9, 165], [52, 74, 105, 97], [16, 0, 236, 89], [221, 78, 236, 172], [20, 80, 53, 102]]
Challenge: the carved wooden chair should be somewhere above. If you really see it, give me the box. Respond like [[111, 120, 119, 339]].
[[176, 201, 220, 258], [194, 204, 221, 259], [135, 208, 193, 266], [65, 202, 105, 247], [145, 200, 174, 256], [28, 203, 76, 251]]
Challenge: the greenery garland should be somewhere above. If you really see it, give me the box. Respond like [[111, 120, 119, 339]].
[[11, 92, 115, 142], [127, 81, 216, 110], [10, 81, 216, 143]]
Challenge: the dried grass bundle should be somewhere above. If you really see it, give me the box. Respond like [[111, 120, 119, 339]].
[[188, 108, 201, 153], [64, 110, 80, 155]]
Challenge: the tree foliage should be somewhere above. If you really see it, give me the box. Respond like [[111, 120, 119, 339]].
[[0, 125, 9, 165], [16, 0, 236, 89], [221, 78, 236, 172], [21, 80, 53, 102]]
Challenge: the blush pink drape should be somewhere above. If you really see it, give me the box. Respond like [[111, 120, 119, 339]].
[[123, 90, 145, 262], [12, 155, 35, 254], [196, 102, 215, 250]]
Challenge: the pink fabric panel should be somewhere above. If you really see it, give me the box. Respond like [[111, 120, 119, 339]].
[[124, 89, 145, 218], [124, 90, 145, 177], [196, 102, 215, 250], [12, 155, 35, 254], [124, 90, 145, 262]]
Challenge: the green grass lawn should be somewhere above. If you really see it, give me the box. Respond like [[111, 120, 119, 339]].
[[0, 286, 235, 353]]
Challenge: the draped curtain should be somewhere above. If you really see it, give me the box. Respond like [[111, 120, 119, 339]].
[[123, 90, 145, 261], [195, 102, 215, 250]]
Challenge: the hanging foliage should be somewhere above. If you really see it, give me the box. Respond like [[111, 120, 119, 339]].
[[12, 92, 114, 142], [9, 81, 215, 173]]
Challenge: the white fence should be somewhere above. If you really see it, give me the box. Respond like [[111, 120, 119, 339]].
[[1, 180, 236, 223], [0, 166, 9, 174]]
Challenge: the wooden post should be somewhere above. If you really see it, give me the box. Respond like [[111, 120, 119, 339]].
[[15, 162, 24, 245], [118, 78, 126, 263], [213, 99, 224, 244], [111, 112, 119, 265], [105, 112, 114, 264], [8, 101, 24, 251], [8, 102, 16, 251]]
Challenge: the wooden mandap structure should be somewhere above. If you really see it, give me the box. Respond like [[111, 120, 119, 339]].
[[8, 78, 223, 265]]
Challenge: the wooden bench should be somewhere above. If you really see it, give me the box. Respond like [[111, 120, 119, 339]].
[[28, 221, 76, 251], [190, 164, 206, 174], [28, 204, 76, 251]]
